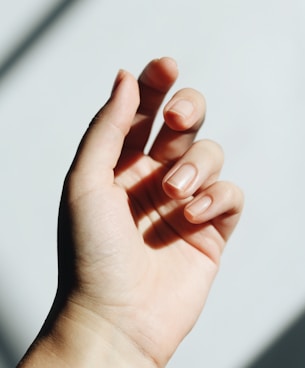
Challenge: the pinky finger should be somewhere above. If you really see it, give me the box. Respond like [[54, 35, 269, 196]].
[[184, 181, 244, 240]]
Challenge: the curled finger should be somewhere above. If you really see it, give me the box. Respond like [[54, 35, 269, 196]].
[[184, 181, 244, 241], [149, 88, 206, 164], [162, 139, 224, 199]]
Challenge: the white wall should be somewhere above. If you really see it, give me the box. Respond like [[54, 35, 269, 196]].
[[1, 1, 305, 367]]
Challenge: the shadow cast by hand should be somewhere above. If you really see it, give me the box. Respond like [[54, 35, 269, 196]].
[[117, 157, 206, 251]]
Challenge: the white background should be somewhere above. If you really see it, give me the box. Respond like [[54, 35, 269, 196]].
[[0, 1, 305, 367]]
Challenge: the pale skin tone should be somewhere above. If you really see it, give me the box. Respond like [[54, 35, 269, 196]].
[[18, 57, 243, 367]]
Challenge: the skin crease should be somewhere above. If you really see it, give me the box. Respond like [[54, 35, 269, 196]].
[[18, 57, 243, 368]]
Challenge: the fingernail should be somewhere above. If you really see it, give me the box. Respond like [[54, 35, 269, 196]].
[[185, 196, 212, 216], [168, 100, 194, 118], [166, 164, 197, 191]]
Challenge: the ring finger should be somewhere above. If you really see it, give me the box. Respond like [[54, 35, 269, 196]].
[[162, 139, 224, 199]]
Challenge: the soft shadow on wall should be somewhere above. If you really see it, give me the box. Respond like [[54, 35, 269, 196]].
[[0, 0, 81, 84], [0, 1, 81, 367], [0, 316, 16, 368], [245, 308, 305, 368]]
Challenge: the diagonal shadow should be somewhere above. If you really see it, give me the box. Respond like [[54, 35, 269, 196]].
[[0, 1, 82, 365], [0, 322, 17, 368], [244, 308, 305, 368], [0, 0, 81, 85]]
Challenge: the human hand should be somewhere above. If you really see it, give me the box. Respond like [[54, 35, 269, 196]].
[[20, 57, 243, 368]]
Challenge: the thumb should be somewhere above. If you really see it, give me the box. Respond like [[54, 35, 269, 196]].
[[69, 70, 140, 185]]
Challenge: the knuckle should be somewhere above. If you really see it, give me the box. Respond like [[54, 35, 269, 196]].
[[217, 182, 234, 203], [221, 182, 244, 210], [194, 139, 225, 164]]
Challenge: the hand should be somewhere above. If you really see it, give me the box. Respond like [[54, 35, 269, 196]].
[[20, 58, 243, 368]]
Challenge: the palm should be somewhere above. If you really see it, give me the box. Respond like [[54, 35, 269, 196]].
[[117, 150, 222, 269], [65, 150, 219, 361], [121, 149, 219, 268]]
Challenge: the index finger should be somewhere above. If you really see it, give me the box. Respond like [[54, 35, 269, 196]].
[[123, 57, 179, 152]]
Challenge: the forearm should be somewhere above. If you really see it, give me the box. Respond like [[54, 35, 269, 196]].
[[18, 300, 157, 368]]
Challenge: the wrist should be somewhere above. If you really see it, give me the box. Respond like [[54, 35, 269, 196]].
[[18, 299, 157, 368]]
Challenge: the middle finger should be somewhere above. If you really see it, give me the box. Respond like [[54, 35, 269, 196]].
[[149, 88, 206, 164]]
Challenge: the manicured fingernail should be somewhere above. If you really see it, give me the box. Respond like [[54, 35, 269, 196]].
[[166, 164, 197, 191], [185, 196, 212, 216], [169, 100, 194, 118]]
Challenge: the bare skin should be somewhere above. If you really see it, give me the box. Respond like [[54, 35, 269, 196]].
[[18, 57, 243, 367]]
